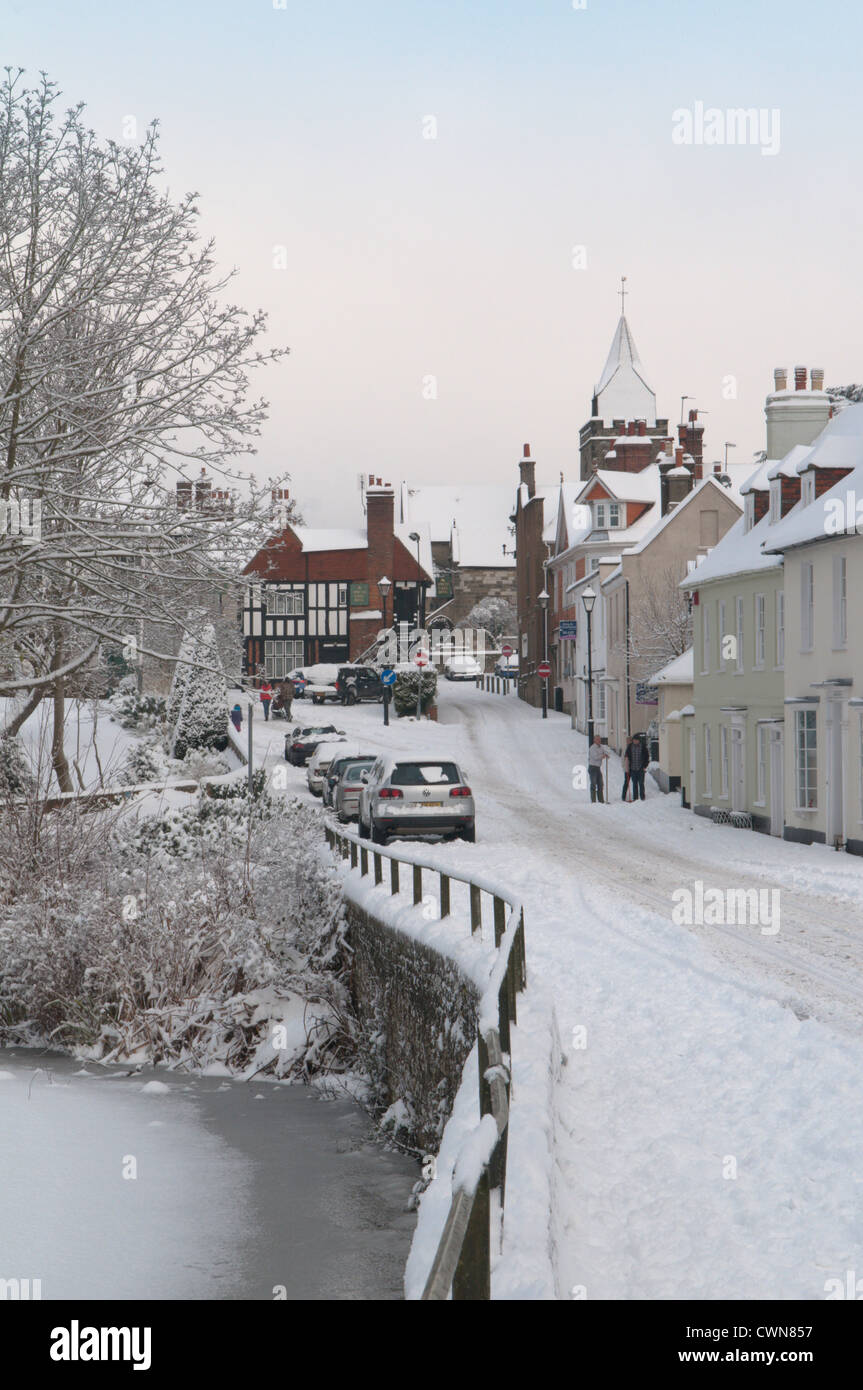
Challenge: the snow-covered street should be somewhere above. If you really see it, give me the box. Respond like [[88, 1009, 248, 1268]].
[[259, 682, 863, 1299]]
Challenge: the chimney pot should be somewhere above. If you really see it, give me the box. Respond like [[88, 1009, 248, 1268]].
[[774, 367, 788, 391], [811, 368, 824, 390], [523, 443, 531, 457], [794, 366, 807, 391], [638, 419, 646, 436]]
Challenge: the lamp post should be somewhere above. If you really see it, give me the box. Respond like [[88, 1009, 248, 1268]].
[[724, 441, 736, 469], [582, 586, 596, 744], [409, 531, 424, 630], [538, 589, 549, 719], [378, 575, 392, 725]]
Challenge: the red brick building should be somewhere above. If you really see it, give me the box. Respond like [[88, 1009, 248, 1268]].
[[242, 479, 432, 680]]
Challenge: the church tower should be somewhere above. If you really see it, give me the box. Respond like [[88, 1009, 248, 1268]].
[[579, 281, 670, 479]]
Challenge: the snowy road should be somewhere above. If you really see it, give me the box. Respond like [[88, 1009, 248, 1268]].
[[262, 683, 863, 1300]]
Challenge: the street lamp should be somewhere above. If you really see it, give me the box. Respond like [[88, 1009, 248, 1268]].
[[409, 531, 424, 630], [538, 589, 550, 719], [378, 575, 392, 725], [724, 441, 736, 468], [582, 585, 596, 745]]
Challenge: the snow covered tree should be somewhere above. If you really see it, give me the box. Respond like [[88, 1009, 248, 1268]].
[[612, 565, 693, 698], [0, 70, 290, 787], [170, 623, 228, 759], [457, 596, 516, 639]]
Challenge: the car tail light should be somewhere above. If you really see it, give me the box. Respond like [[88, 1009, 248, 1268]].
[[378, 787, 403, 799], [450, 786, 472, 797]]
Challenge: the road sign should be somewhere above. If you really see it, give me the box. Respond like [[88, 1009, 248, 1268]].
[[558, 620, 578, 640], [501, 644, 513, 657], [380, 667, 396, 686], [538, 660, 551, 680], [414, 651, 429, 667]]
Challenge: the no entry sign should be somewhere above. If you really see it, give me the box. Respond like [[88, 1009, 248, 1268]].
[[538, 660, 551, 679], [414, 651, 429, 667], [501, 644, 513, 657]]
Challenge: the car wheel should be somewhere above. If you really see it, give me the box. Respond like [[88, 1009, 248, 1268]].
[[458, 824, 476, 842], [371, 818, 387, 845], [346, 688, 358, 705], [313, 694, 324, 705]]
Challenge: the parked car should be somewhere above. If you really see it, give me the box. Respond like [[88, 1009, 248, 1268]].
[[307, 741, 348, 796], [358, 755, 475, 843], [284, 724, 345, 766], [494, 654, 519, 679], [302, 663, 343, 705], [335, 665, 385, 704], [333, 757, 377, 822], [444, 655, 483, 681], [322, 752, 374, 807]]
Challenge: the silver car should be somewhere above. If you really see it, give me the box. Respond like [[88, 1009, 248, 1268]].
[[306, 741, 347, 796], [358, 755, 475, 843], [333, 757, 376, 822]]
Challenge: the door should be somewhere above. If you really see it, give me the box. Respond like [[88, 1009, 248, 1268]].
[[769, 728, 784, 837], [731, 726, 745, 812], [689, 729, 697, 810], [826, 700, 845, 847]]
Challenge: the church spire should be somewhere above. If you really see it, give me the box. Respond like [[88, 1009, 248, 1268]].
[[591, 285, 657, 426]]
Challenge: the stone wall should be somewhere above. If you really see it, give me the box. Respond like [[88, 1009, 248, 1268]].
[[345, 898, 479, 1153]]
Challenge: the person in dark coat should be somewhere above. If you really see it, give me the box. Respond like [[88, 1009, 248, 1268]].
[[273, 678, 294, 721], [624, 734, 648, 800], [230, 704, 243, 732]]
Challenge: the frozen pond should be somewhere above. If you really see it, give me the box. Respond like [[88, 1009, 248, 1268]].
[[0, 1050, 416, 1300]]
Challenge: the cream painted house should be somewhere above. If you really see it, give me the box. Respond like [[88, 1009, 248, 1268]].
[[648, 648, 693, 793], [761, 404, 863, 856]]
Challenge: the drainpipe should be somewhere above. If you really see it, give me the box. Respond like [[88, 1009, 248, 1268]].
[[625, 579, 632, 740]]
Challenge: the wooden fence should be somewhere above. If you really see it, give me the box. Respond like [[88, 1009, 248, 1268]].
[[324, 822, 526, 1299]]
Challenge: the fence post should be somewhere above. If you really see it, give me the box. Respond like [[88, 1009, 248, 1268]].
[[452, 1173, 491, 1301], [440, 873, 451, 918], [390, 857, 399, 895], [360, 846, 368, 877], [350, 841, 358, 870], [413, 863, 422, 906], [470, 884, 481, 935], [374, 851, 382, 885], [493, 896, 505, 948]]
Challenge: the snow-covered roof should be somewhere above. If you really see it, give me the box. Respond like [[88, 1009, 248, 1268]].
[[649, 648, 694, 686], [766, 443, 815, 481], [399, 483, 515, 569], [578, 468, 658, 502], [593, 315, 657, 425], [762, 458, 863, 553], [295, 527, 368, 552], [681, 511, 782, 588]]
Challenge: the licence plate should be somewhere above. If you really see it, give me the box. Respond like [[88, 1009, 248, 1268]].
[[417, 801, 443, 808]]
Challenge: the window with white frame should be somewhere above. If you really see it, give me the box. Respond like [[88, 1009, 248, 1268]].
[[801, 563, 814, 651], [833, 555, 847, 649], [769, 480, 781, 522], [266, 588, 304, 617], [608, 502, 621, 528], [704, 725, 712, 797], [776, 590, 785, 668], [720, 725, 729, 798], [718, 600, 726, 671], [701, 603, 711, 674], [735, 596, 744, 672], [595, 502, 606, 527], [756, 725, 767, 804], [744, 494, 755, 532], [802, 471, 815, 505], [754, 593, 766, 667], [264, 638, 304, 678], [795, 708, 818, 809]]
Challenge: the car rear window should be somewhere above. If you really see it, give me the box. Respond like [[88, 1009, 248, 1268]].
[[391, 762, 461, 786], [344, 766, 366, 782]]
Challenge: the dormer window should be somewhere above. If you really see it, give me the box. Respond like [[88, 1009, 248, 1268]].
[[769, 479, 781, 523], [801, 471, 815, 506], [594, 500, 621, 528]]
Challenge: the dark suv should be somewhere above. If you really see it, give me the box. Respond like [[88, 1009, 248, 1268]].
[[335, 666, 385, 704]]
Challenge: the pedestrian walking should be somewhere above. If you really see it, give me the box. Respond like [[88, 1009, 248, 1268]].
[[273, 677, 294, 721], [260, 680, 273, 721], [621, 733, 633, 801], [230, 703, 243, 733], [588, 734, 610, 803]]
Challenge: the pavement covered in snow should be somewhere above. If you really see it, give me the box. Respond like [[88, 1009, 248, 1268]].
[[261, 681, 863, 1300]]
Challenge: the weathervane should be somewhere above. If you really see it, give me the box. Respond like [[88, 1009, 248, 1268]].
[[619, 275, 628, 314]]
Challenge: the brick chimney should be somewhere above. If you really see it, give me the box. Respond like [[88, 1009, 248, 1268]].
[[677, 409, 704, 480], [519, 443, 536, 498], [194, 469, 211, 509], [176, 479, 193, 509], [366, 478, 396, 586]]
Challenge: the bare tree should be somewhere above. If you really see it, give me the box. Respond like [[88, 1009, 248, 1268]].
[[0, 70, 291, 784], [613, 564, 693, 689]]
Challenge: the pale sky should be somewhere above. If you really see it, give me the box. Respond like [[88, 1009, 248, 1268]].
[[4, 0, 862, 525]]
